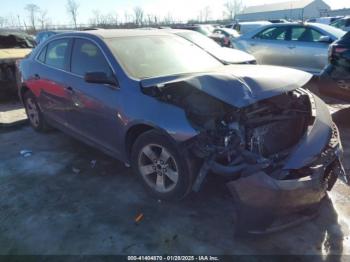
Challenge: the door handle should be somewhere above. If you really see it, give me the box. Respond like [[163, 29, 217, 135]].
[[34, 74, 40, 80], [249, 43, 257, 46], [288, 46, 296, 49]]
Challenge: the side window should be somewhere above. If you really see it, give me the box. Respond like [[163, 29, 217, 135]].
[[38, 46, 47, 62], [255, 27, 287, 40], [346, 19, 350, 27], [291, 27, 324, 42], [45, 39, 70, 70], [71, 39, 111, 77]]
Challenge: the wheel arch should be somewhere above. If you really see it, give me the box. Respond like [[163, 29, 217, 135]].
[[125, 124, 155, 161]]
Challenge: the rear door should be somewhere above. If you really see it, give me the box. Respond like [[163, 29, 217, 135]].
[[34, 38, 73, 124], [286, 25, 329, 74], [246, 26, 290, 66], [64, 38, 123, 155]]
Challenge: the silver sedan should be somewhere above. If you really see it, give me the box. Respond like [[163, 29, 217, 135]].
[[233, 23, 346, 75]]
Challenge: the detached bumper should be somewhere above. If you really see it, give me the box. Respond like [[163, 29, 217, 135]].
[[227, 94, 347, 234]]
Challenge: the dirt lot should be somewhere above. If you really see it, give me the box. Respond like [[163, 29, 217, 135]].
[[0, 101, 350, 256]]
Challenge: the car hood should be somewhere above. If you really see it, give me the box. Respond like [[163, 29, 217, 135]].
[[141, 65, 313, 108], [209, 47, 256, 64]]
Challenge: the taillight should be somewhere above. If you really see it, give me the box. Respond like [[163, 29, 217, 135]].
[[334, 47, 348, 53]]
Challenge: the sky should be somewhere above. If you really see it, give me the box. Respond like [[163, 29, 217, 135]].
[[2, 0, 350, 26]]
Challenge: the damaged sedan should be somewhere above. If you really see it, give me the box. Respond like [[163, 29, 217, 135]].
[[18, 30, 347, 234]]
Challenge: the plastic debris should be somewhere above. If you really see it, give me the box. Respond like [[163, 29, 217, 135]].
[[135, 213, 144, 224], [72, 167, 81, 174], [90, 160, 97, 168], [20, 150, 32, 158]]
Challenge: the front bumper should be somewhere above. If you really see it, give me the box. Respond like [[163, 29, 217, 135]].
[[227, 95, 347, 234]]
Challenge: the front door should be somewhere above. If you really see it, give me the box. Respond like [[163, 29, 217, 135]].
[[64, 38, 123, 155]]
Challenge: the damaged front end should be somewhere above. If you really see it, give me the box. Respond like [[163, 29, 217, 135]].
[[141, 65, 347, 234]]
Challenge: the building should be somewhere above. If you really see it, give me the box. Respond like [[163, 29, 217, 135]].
[[327, 8, 350, 17], [236, 0, 331, 22]]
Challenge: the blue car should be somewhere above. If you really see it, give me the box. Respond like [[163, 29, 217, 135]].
[[18, 29, 347, 234]]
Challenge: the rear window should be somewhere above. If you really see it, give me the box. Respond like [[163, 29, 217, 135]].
[[45, 39, 70, 70]]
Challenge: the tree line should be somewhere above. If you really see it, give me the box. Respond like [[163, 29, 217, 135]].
[[0, 0, 243, 33]]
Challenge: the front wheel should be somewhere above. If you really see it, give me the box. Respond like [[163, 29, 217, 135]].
[[131, 130, 194, 200]]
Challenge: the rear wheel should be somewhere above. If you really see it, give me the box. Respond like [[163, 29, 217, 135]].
[[23, 91, 49, 132], [131, 130, 194, 200]]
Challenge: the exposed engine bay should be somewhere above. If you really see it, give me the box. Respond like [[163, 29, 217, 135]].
[[143, 80, 313, 189], [141, 67, 346, 233]]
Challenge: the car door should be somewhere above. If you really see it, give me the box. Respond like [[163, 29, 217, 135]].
[[245, 26, 290, 66], [34, 38, 73, 125], [286, 25, 329, 74], [64, 38, 123, 155]]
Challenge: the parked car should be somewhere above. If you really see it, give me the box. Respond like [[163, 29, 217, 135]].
[[230, 21, 272, 35], [319, 31, 350, 100], [36, 30, 74, 45], [171, 29, 256, 64], [307, 16, 343, 25], [212, 28, 240, 47], [172, 24, 225, 46], [268, 19, 289, 24], [18, 29, 346, 234], [330, 16, 350, 32], [233, 23, 346, 75], [0, 31, 36, 98]]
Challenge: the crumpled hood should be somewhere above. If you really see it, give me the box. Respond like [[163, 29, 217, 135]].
[[141, 65, 313, 108]]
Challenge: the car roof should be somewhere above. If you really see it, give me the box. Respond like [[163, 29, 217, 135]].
[[61, 29, 174, 39]]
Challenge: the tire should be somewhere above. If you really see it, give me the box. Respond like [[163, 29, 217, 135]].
[[23, 91, 49, 132], [131, 130, 194, 201]]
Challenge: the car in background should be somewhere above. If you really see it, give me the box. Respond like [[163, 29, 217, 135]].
[[172, 24, 225, 46], [18, 29, 346, 234], [307, 16, 343, 25], [36, 30, 74, 45], [269, 19, 289, 24], [319, 31, 350, 100], [171, 29, 256, 64], [233, 23, 346, 75], [229, 21, 272, 35], [212, 28, 240, 47], [331, 16, 350, 32], [0, 31, 36, 98]]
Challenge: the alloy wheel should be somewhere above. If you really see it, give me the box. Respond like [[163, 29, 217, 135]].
[[138, 144, 179, 193]]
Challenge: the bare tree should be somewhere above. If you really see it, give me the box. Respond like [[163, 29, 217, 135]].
[[25, 4, 40, 31], [203, 6, 211, 22], [133, 6, 144, 26], [224, 0, 243, 20], [90, 10, 118, 28], [0, 17, 7, 28], [38, 9, 50, 30], [66, 0, 79, 28]]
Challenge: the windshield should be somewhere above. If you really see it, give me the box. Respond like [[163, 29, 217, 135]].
[[311, 23, 346, 39], [177, 31, 220, 51], [195, 27, 212, 36], [106, 35, 222, 79]]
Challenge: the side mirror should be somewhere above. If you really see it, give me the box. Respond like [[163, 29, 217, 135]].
[[318, 35, 333, 43], [84, 72, 118, 87]]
